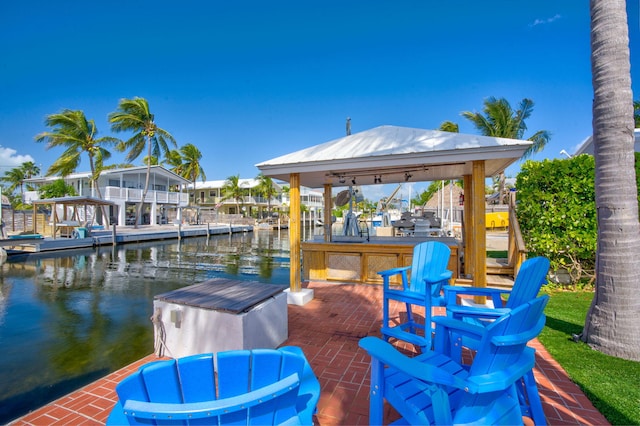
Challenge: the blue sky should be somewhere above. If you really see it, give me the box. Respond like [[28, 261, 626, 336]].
[[1, 1, 639, 201]]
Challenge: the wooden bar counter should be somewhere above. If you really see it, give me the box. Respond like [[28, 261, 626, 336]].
[[302, 236, 460, 285]]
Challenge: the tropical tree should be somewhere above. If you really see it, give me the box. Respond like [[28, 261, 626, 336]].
[[142, 155, 159, 166], [439, 121, 459, 133], [223, 174, 245, 215], [35, 109, 119, 227], [1, 166, 27, 200], [179, 144, 206, 204], [164, 149, 184, 175], [21, 161, 40, 181], [634, 100, 640, 127], [38, 179, 77, 199], [462, 97, 551, 203], [256, 173, 277, 217], [579, 0, 640, 361], [108, 97, 176, 227]]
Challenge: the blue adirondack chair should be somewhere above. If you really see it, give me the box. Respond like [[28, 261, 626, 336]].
[[444, 256, 550, 325], [106, 346, 320, 425], [378, 241, 452, 351], [359, 295, 549, 425], [442, 256, 550, 425]]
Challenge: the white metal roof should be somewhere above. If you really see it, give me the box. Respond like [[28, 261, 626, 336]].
[[256, 125, 532, 188], [191, 178, 284, 191], [573, 128, 640, 156], [24, 165, 190, 185]]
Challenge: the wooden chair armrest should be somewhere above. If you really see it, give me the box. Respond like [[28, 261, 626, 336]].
[[432, 316, 486, 339], [359, 337, 467, 390], [447, 305, 509, 320], [377, 266, 410, 278], [491, 316, 546, 346], [378, 266, 411, 290], [123, 373, 300, 421], [465, 348, 536, 393], [425, 270, 453, 284], [443, 285, 510, 306]]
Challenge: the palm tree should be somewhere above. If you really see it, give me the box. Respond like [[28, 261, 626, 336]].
[[633, 100, 640, 127], [580, 0, 640, 361], [142, 155, 159, 166], [108, 97, 176, 227], [1, 166, 26, 201], [164, 149, 184, 175], [223, 174, 245, 215], [21, 161, 40, 180], [35, 109, 119, 227], [439, 121, 459, 133], [256, 173, 277, 217], [462, 97, 550, 203], [179, 144, 206, 204]]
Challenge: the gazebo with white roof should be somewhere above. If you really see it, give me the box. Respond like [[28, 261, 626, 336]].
[[257, 125, 531, 303]]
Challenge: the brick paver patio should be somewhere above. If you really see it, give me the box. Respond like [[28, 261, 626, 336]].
[[12, 281, 609, 425]]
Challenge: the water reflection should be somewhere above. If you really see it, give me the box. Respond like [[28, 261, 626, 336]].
[[0, 229, 293, 424]]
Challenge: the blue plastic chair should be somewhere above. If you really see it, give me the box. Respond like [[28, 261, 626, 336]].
[[442, 256, 550, 425], [378, 241, 452, 351], [359, 295, 549, 425], [106, 346, 320, 425], [444, 256, 550, 324]]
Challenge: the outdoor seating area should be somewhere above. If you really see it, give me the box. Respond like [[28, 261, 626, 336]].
[[360, 295, 549, 425], [107, 347, 320, 425], [12, 281, 609, 426]]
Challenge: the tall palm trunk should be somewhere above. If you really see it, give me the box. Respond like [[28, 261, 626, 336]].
[[131, 136, 152, 228], [88, 158, 110, 230], [581, 0, 640, 361]]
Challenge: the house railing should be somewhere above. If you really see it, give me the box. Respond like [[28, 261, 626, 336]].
[[507, 196, 527, 274], [102, 186, 189, 205]]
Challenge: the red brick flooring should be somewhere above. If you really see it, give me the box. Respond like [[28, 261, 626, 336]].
[[11, 282, 609, 425]]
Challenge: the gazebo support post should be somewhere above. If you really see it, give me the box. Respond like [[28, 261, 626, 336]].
[[471, 160, 487, 302], [463, 174, 473, 278], [323, 184, 332, 242], [285, 173, 314, 305]]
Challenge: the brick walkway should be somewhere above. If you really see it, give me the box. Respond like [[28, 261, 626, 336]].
[[12, 282, 609, 425]]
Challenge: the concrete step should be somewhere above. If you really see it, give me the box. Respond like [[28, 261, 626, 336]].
[[455, 274, 515, 290], [487, 257, 514, 276]]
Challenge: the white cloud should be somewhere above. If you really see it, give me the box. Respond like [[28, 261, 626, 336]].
[[0, 146, 35, 172], [530, 14, 562, 27]]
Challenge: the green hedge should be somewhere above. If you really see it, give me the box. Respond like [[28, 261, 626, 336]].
[[516, 153, 640, 286]]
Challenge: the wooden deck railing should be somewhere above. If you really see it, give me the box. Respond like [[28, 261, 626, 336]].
[[507, 196, 527, 274]]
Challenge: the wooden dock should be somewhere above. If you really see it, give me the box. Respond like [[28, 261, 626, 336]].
[[1, 223, 254, 255]]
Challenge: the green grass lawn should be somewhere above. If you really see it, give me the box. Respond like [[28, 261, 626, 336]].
[[539, 291, 640, 425], [486, 250, 508, 258]]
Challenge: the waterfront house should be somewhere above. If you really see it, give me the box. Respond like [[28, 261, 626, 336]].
[[189, 178, 325, 221], [573, 128, 640, 155], [24, 165, 190, 226]]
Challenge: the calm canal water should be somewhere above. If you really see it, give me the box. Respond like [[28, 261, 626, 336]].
[[0, 227, 318, 424]]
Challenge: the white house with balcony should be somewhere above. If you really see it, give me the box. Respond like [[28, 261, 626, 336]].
[[24, 165, 190, 226], [190, 179, 324, 220], [191, 178, 284, 217]]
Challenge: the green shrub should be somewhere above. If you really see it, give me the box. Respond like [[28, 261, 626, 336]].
[[516, 153, 640, 287], [517, 156, 597, 285]]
